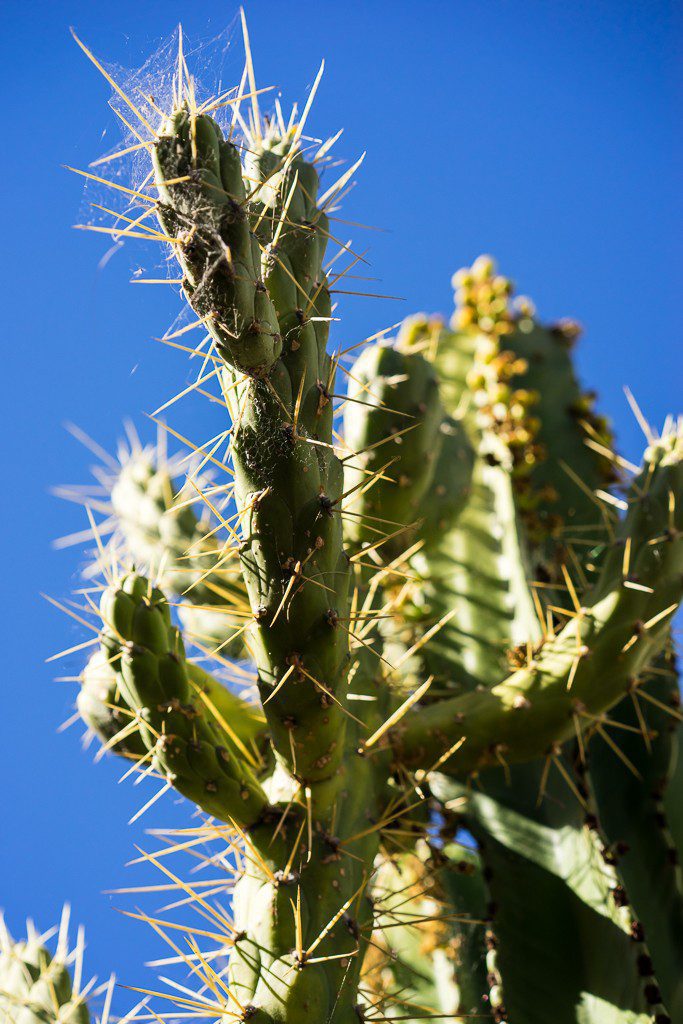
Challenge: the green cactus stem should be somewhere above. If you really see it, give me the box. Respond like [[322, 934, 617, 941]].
[[153, 110, 282, 376], [108, 441, 251, 654], [393, 426, 683, 776], [0, 910, 93, 1024], [98, 572, 269, 826], [152, 105, 352, 793], [342, 339, 447, 556]]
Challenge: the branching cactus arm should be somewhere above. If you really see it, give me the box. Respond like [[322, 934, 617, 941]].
[[0, 910, 97, 1024], [99, 573, 269, 826], [154, 108, 352, 790], [394, 412, 683, 778]]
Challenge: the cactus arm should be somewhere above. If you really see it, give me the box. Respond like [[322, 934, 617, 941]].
[[342, 341, 447, 557], [589, 654, 683, 1019], [153, 110, 351, 790], [243, 127, 334, 386], [341, 324, 475, 553], [153, 110, 282, 376], [225, 638, 390, 1021], [227, 754, 384, 1023], [394, 431, 683, 775], [109, 445, 250, 655], [433, 764, 654, 1024], [401, 307, 542, 695], [407, 259, 612, 699], [0, 912, 92, 1024], [98, 573, 269, 827]]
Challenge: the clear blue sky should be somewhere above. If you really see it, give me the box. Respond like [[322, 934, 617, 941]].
[[1, 0, 680, 1008]]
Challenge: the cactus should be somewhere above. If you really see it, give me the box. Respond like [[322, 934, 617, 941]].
[[0, 909, 96, 1024], [58, 434, 251, 655], [38, 24, 683, 1024]]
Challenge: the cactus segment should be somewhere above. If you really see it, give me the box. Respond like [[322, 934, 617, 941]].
[[434, 762, 655, 1023], [342, 341, 446, 556], [406, 257, 620, 698], [0, 912, 91, 1024], [109, 444, 250, 654], [244, 125, 333, 378], [589, 653, 683, 1019], [153, 110, 282, 376], [96, 572, 268, 826], [152, 102, 351, 788], [395, 427, 683, 775], [398, 304, 540, 695]]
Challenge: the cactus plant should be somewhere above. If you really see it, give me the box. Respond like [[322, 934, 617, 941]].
[[31, 22, 683, 1024], [0, 909, 100, 1024]]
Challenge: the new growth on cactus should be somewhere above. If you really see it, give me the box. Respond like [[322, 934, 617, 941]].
[[18, 17, 682, 1024], [0, 907, 114, 1024]]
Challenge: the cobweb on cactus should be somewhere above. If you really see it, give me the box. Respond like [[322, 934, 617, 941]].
[[69, 12, 375, 512], [75, 22, 238, 205], [73, 16, 357, 294]]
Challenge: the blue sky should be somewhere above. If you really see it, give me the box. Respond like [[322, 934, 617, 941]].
[[0, 0, 680, 1008]]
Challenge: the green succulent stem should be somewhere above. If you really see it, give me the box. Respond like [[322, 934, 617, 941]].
[[394, 434, 683, 776], [99, 573, 269, 827], [154, 109, 351, 793], [0, 914, 91, 1024]]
